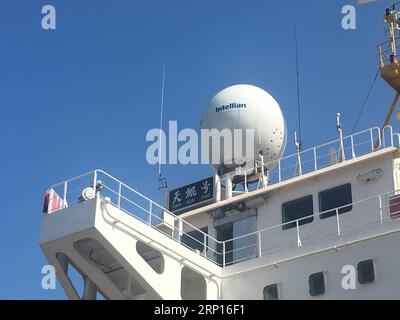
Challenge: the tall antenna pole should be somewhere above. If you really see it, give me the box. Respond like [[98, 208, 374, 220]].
[[295, 15, 302, 150], [158, 65, 166, 177], [157, 65, 168, 196]]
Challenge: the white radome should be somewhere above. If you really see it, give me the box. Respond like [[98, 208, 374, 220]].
[[200, 84, 287, 172]]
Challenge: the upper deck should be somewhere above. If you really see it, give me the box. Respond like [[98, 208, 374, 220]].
[[41, 125, 400, 271]]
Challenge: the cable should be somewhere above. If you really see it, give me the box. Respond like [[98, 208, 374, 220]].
[[349, 66, 380, 136]]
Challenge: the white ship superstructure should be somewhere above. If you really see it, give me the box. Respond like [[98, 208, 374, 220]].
[[40, 3, 400, 300], [40, 125, 400, 299]]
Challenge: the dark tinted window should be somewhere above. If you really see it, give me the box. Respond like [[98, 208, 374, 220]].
[[282, 195, 314, 230], [358, 260, 375, 284], [319, 184, 352, 219], [181, 227, 208, 252], [309, 272, 326, 296], [263, 284, 279, 300]]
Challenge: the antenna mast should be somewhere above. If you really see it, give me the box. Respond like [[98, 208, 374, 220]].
[[377, 4, 400, 145], [158, 65, 168, 193], [294, 16, 302, 151]]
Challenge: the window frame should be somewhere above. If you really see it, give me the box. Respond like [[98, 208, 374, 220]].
[[308, 271, 326, 297], [357, 259, 376, 285], [282, 195, 314, 230], [181, 227, 209, 253], [263, 283, 279, 300], [318, 183, 353, 219]]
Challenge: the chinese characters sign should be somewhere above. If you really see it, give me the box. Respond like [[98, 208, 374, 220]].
[[168, 177, 215, 214]]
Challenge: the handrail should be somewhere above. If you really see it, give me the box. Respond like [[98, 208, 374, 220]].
[[47, 174, 400, 267], [47, 169, 225, 265], [232, 126, 382, 191], [227, 190, 392, 244], [224, 188, 400, 265], [50, 169, 222, 244], [51, 170, 99, 188], [280, 127, 380, 162], [95, 169, 222, 243], [378, 36, 400, 66]]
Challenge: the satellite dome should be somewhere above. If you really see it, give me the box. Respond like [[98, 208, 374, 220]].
[[200, 84, 287, 174]]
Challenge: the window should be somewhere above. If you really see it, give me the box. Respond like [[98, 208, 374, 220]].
[[357, 260, 375, 284], [263, 284, 279, 300], [309, 272, 326, 296], [282, 195, 314, 230], [181, 227, 208, 253], [216, 223, 233, 266], [319, 184, 352, 219]]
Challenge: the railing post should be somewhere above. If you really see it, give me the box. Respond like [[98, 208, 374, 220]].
[[178, 219, 183, 243], [244, 171, 248, 193], [203, 233, 207, 257], [93, 171, 97, 196], [63, 181, 67, 209], [337, 113, 345, 162], [257, 232, 262, 258], [336, 208, 341, 236], [313, 147, 317, 171], [379, 45, 384, 68], [378, 128, 383, 149], [296, 220, 302, 247], [382, 127, 387, 148], [295, 131, 302, 176], [117, 182, 122, 209], [370, 129, 375, 151], [148, 201, 152, 226], [385, 125, 394, 147], [225, 175, 233, 199], [379, 195, 383, 224], [382, 125, 394, 148], [215, 173, 221, 202], [171, 216, 175, 239], [278, 159, 282, 182], [350, 135, 356, 159], [390, 127, 394, 147], [222, 242, 226, 268]]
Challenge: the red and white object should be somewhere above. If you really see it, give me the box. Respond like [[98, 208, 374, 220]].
[[42, 189, 65, 214]]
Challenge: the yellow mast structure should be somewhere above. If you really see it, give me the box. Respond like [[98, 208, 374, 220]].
[[378, 5, 400, 130]]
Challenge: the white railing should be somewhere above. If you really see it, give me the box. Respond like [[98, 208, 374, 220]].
[[224, 189, 400, 266], [231, 126, 399, 193], [45, 170, 400, 267], [43, 126, 400, 267], [47, 169, 224, 266]]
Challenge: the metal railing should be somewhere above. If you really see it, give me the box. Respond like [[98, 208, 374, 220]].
[[224, 189, 400, 266], [378, 36, 400, 67], [231, 126, 396, 194], [45, 170, 400, 268], [43, 126, 400, 267], [47, 169, 224, 266]]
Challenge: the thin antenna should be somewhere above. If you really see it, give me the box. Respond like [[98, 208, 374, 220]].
[[294, 131, 302, 176], [294, 15, 302, 150], [257, 115, 262, 154], [158, 65, 166, 177], [158, 65, 168, 192]]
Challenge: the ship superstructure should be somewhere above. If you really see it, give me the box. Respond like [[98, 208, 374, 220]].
[[40, 125, 400, 299], [40, 3, 400, 300]]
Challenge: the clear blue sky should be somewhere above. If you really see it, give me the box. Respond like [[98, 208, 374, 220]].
[[0, 0, 397, 299]]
